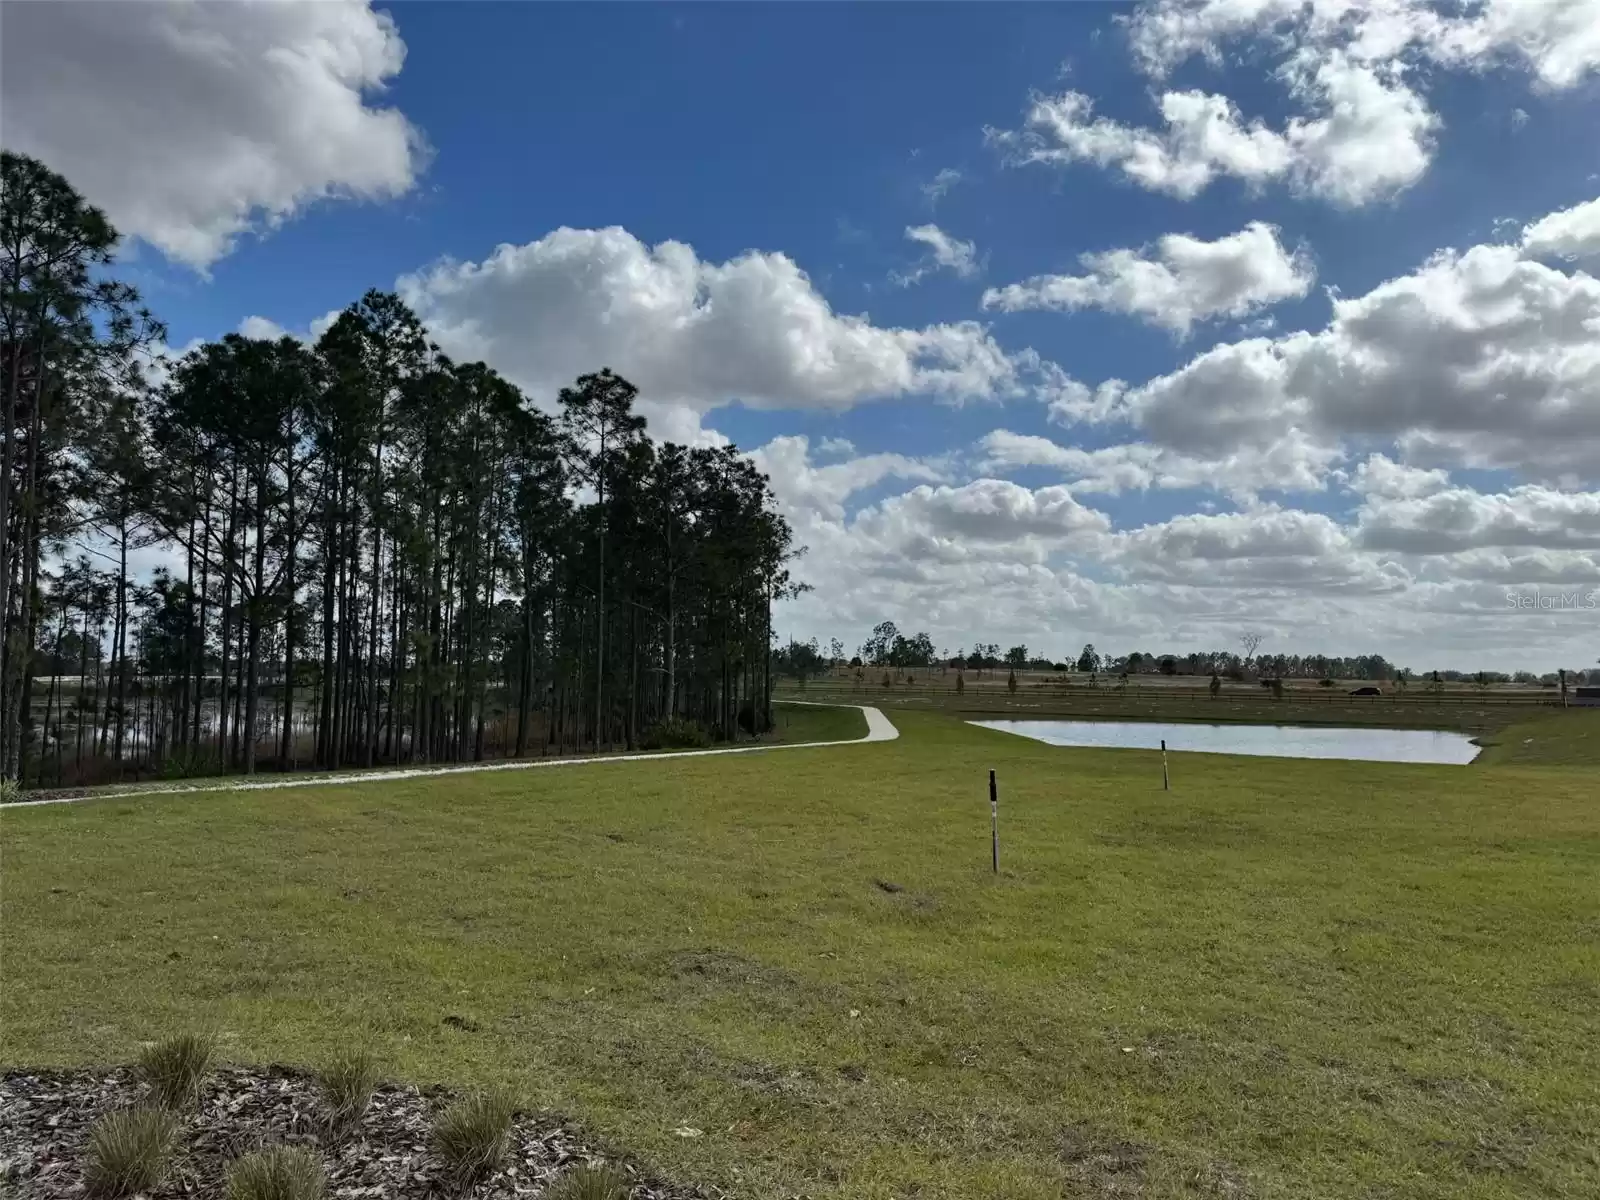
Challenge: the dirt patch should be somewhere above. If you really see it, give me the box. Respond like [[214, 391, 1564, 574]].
[[1439, 1122, 1542, 1175], [0, 1066, 720, 1199], [872, 883, 939, 920], [1188, 1158, 1252, 1197], [664, 949, 817, 1002], [729, 1060, 822, 1102], [1060, 1123, 1148, 1196]]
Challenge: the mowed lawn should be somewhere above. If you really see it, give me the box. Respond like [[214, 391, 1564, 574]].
[[3, 709, 1597, 1199]]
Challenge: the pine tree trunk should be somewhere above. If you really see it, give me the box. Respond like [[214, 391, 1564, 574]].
[[387, 534, 403, 763], [110, 516, 130, 766], [242, 476, 268, 774], [217, 473, 238, 765], [280, 468, 297, 771], [193, 496, 211, 752]]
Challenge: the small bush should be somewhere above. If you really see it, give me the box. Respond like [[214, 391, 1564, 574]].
[[638, 717, 711, 750], [159, 747, 222, 779], [736, 700, 761, 734], [138, 1032, 215, 1109], [0, 777, 21, 803], [431, 1091, 516, 1191], [315, 1050, 380, 1138], [227, 1146, 327, 1200], [84, 1107, 179, 1198], [544, 1164, 632, 1200]]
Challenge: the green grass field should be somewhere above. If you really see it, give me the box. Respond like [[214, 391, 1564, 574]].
[[1471, 709, 1600, 767], [779, 678, 1558, 737], [3, 705, 1597, 1198]]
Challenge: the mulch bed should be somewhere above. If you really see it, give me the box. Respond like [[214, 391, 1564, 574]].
[[0, 1067, 726, 1198]]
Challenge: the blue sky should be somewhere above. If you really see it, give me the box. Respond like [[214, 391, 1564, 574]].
[[6, 0, 1600, 669]]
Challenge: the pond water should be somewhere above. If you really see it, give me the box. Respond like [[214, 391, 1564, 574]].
[[968, 719, 1480, 765]]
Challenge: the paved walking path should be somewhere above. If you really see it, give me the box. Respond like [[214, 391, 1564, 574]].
[[2, 704, 899, 810]]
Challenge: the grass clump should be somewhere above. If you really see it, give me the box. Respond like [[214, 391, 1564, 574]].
[[137, 1031, 215, 1109], [543, 1164, 632, 1200], [431, 1090, 516, 1191], [83, 1107, 179, 1197], [226, 1145, 326, 1200], [314, 1049, 380, 1138]]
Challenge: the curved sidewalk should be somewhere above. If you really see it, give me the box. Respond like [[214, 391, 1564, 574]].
[[3, 704, 899, 810]]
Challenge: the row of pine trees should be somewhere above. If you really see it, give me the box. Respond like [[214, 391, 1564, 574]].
[[1, 151, 800, 786]]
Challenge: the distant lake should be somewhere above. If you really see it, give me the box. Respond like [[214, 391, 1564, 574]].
[[969, 719, 1480, 765]]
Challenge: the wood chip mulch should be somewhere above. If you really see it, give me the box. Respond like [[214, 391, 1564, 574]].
[[0, 1067, 729, 1199]]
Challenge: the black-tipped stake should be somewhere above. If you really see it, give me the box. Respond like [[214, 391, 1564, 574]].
[[989, 769, 999, 874], [1161, 739, 1170, 791]]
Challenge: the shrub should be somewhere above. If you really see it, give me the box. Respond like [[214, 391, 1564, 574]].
[[83, 1107, 179, 1198], [736, 701, 759, 734], [159, 747, 222, 779], [0, 777, 21, 803], [543, 1164, 632, 1200], [638, 717, 711, 750], [227, 1146, 327, 1200], [315, 1050, 380, 1138], [137, 1032, 215, 1109], [431, 1090, 516, 1191]]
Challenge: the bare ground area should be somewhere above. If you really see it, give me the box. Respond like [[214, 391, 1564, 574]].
[[0, 1067, 719, 1199]]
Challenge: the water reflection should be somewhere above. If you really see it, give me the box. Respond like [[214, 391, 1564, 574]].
[[969, 719, 1480, 765]]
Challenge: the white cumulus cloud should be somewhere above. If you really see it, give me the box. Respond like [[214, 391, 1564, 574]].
[[1004, 0, 1600, 209], [999, 88, 1293, 199], [1, 0, 427, 269], [997, 53, 1436, 207], [1521, 195, 1600, 262], [983, 220, 1313, 335], [1347, 453, 1452, 500], [1125, 0, 1600, 89], [399, 226, 1032, 416], [1103, 228, 1600, 476], [980, 428, 1341, 498], [751, 436, 946, 523], [1355, 483, 1600, 553]]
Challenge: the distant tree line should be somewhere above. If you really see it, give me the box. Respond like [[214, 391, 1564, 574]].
[[774, 623, 1597, 686], [1115, 649, 1401, 680], [2, 152, 800, 785]]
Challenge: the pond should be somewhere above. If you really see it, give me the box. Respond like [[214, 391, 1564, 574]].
[[968, 719, 1481, 765]]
